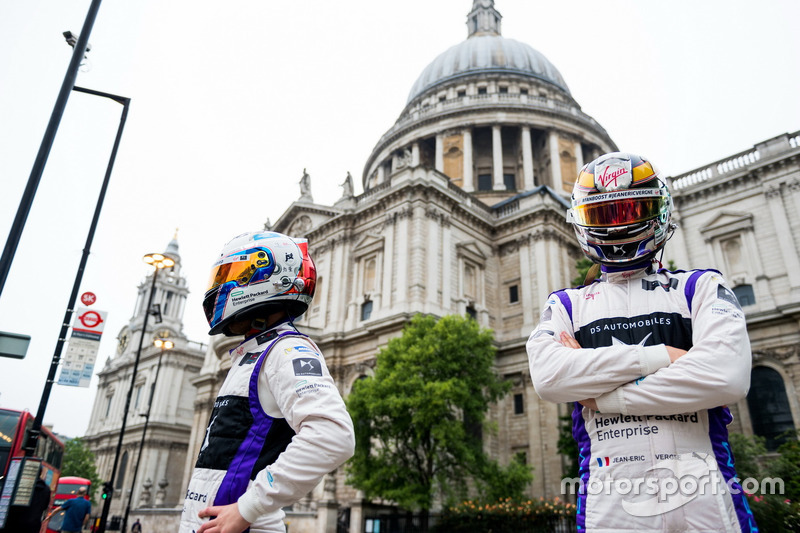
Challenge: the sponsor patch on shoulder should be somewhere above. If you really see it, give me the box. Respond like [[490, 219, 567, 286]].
[[540, 306, 553, 322], [255, 329, 279, 345], [711, 304, 743, 319], [292, 358, 323, 376], [284, 345, 320, 357], [716, 285, 742, 310], [238, 351, 263, 366]]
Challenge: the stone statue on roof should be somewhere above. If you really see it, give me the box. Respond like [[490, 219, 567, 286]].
[[340, 172, 354, 198], [299, 168, 313, 202]]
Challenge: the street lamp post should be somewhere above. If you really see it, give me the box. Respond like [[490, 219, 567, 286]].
[[122, 338, 173, 533], [97, 253, 174, 533], [23, 87, 130, 460]]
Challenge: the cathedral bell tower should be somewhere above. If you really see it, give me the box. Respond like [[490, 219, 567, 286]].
[[83, 235, 205, 524]]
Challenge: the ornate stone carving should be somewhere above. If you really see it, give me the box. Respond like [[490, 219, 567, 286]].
[[289, 215, 313, 236], [140, 477, 152, 507], [425, 207, 451, 226], [155, 478, 169, 507], [396, 147, 412, 169], [753, 346, 799, 362], [764, 185, 782, 199]]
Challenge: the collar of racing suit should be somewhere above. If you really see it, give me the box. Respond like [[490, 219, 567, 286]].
[[227, 319, 298, 360], [600, 259, 658, 283]]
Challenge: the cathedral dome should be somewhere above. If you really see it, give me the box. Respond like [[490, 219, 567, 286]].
[[407, 34, 570, 104]]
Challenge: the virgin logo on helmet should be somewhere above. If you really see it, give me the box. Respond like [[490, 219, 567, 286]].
[[597, 167, 626, 189]]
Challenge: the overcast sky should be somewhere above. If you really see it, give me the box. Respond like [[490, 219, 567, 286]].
[[1, 0, 799, 438]]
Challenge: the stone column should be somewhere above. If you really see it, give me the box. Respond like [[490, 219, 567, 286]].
[[435, 134, 444, 172], [533, 233, 550, 309], [381, 217, 395, 315], [492, 125, 504, 190], [518, 236, 535, 335], [574, 140, 584, 173], [788, 180, 800, 232], [376, 164, 385, 185], [549, 131, 562, 190], [521, 126, 535, 190], [411, 142, 420, 167], [331, 238, 349, 330], [349, 497, 365, 533], [765, 186, 800, 289], [396, 211, 411, 312], [463, 128, 474, 192], [442, 221, 452, 311], [526, 386, 547, 497], [426, 210, 440, 314]]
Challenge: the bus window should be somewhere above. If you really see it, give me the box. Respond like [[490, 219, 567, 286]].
[[0, 409, 22, 478]]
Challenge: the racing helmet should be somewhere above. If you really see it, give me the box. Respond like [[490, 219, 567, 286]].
[[566, 152, 673, 266], [203, 231, 317, 335]]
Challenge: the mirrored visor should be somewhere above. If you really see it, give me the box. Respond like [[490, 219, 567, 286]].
[[570, 191, 667, 228], [206, 248, 273, 293]]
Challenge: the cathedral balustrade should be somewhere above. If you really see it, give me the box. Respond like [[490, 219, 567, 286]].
[[357, 180, 392, 204], [672, 147, 761, 191], [446, 180, 494, 215], [672, 129, 800, 193], [387, 92, 603, 147], [495, 199, 520, 219]]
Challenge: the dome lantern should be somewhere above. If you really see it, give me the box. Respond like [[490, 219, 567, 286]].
[[467, 0, 502, 38]]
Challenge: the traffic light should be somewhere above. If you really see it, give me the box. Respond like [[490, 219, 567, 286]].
[[101, 481, 113, 500]]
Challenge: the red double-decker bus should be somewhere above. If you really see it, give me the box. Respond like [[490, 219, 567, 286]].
[[45, 476, 91, 533], [0, 408, 64, 532]]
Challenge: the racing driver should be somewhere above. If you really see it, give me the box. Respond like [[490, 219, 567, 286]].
[[180, 231, 355, 533], [527, 152, 757, 532]]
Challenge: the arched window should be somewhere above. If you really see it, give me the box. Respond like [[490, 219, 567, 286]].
[[360, 300, 373, 321], [747, 366, 796, 450], [116, 451, 129, 489]]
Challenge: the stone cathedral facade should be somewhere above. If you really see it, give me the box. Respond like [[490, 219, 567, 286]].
[[85, 2, 800, 532]]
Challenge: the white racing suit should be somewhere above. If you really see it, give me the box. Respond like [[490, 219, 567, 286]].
[[180, 321, 355, 533], [527, 263, 757, 532]]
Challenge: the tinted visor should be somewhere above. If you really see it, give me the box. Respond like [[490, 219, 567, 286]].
[[206, 247, 274, 293], [202, 291, 216, 323], [570, 190, 667, 228]]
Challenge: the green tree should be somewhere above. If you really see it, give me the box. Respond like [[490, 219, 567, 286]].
[[728, 433, 767, 481], [346, 314, 531, 524], [61, 437, 101, 498], [571, 257, 598, 287], [557, 406, 579, 480], [770, 431, 800, 502]]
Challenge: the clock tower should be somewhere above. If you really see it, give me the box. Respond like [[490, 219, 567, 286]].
[[83, 236, 206, 525]]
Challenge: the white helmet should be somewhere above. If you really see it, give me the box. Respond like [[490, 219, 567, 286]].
[[202, 231, 316, 335]]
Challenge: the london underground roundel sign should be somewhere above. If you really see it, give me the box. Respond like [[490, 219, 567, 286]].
[[78, 310, 104, 329]]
